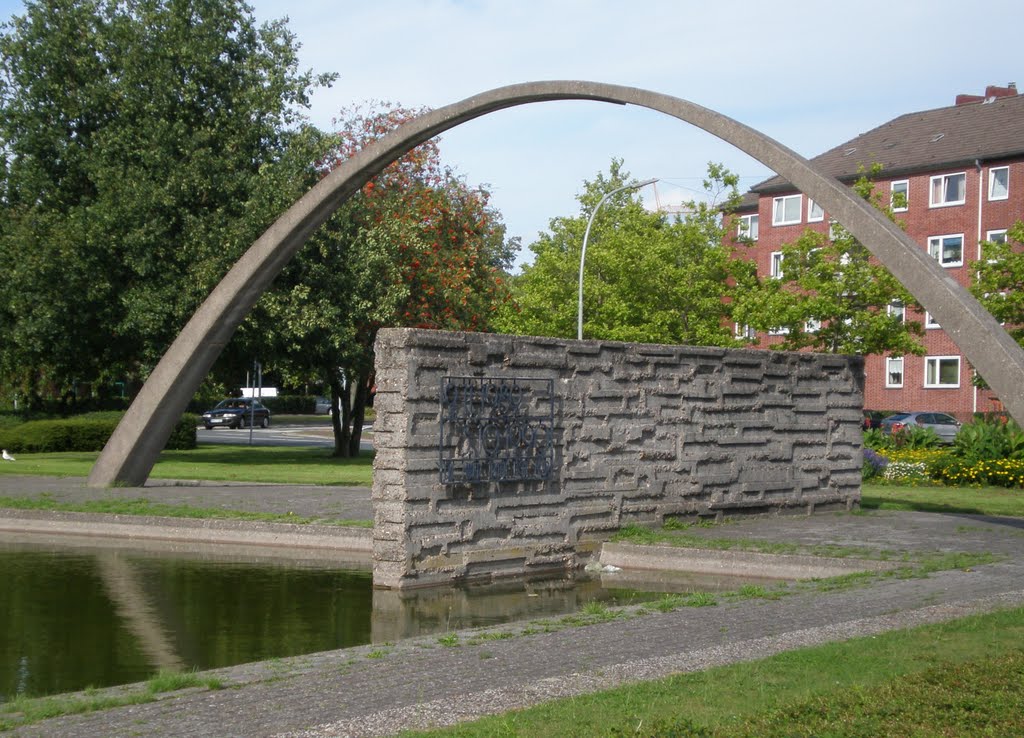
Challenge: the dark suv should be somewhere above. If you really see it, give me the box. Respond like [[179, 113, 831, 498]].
[[202, 399, 271, 429]]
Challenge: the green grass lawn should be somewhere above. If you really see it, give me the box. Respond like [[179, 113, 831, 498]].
[[0, 445, 374, 486], [862, 482, 1024, 517], [402, 606, 1024, 737]]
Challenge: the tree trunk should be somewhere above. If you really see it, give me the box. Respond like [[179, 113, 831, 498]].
[[347, 368, 372, 457], [328, 371, 353, 457]]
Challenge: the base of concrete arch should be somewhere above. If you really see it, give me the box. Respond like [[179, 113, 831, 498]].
[[370, 328, 863, 590]]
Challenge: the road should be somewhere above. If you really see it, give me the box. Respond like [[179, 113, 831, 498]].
[[196, 423, 373, 450]]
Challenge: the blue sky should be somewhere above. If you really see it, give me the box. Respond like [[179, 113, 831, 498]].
[[2, 0, 1021, 268]]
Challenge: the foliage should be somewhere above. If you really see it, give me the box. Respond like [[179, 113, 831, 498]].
[[890, 425, 942, 450], [952, 417, 1024, 464], [862, 448, 888, 480], [495, 160, 740, 346], [0, 411, 194, 452], [881, 459, 929, 482], [254, 103, 514, 456], [972, 221, 1024, 346], [862, 428, 891, 450], [0, 0, 333, 402], [731, 169, 924, 356]]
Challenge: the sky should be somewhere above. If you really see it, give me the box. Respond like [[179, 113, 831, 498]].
[[2, 0, 1021, 269]]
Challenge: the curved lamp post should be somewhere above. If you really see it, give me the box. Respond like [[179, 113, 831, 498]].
[[577, 178, 658, 340]]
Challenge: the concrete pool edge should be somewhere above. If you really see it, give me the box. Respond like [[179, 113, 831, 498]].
[[0, 509, 900, 581]]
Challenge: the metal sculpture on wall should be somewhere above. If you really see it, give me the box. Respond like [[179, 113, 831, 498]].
[[88, 81, 1024, 487], [439, 377, 555, 485]]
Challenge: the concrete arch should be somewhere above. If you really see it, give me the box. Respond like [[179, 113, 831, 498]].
[[88, 81, 1024, 487]]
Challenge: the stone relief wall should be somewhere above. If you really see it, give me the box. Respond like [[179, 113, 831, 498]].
[[371, 328, 863, 589]]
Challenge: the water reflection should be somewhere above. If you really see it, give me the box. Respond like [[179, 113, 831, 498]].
[[0, 538, 783, 702]]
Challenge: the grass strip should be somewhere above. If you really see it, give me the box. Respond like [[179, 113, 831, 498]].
[[0, 669, 223, 732], [0, 445, 374, 486], [401, 606, 1024, 737], [0, 494, 372, 527], [862, 483, 1024, 517]]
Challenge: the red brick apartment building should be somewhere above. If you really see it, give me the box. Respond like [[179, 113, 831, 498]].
[[730, 84, 1024, 420]]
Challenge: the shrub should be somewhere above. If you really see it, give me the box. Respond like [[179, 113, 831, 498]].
[[862, 448, 889, 480], [891, 425, 942, 450], [863, 428, 892, 451], [952, 418, 1024, 465], [0, 412, 196, 453], [882, 459, 929, 482]]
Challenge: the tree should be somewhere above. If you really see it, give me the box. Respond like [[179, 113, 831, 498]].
[[252, 104, 515, 456], [730, 172, 924, 356], [494, 160, 739, 347], [0, 0, 333, 407], [973, 221, 1024, 343]]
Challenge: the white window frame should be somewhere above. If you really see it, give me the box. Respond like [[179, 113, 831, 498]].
[[805, 318, 821, 333], [989, 166, 1009, 201], [734, 323, 756, 340], [888, 300, 905, 323], [925, 311, 940, 329], [769, 251, 784, 279], [737, 213, 759, 241], [807, 199, 824, 222], [886, 356, 904, 388], [929, 172, 966, 207], [772, 194, 802, 226], [768, 326, 790, 336], [927, 233, 964, 267], [890, 180, 909, 212], [924, 356, 960, 388], [986, 228, 1007, 244]]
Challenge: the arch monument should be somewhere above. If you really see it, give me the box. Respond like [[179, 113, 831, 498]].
[[88, 81, 1024, 488]]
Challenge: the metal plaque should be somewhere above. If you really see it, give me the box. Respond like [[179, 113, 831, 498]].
[[439, 376, 554, 485]]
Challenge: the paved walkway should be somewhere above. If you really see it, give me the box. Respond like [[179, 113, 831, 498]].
[[4, 476, 1024, 737]]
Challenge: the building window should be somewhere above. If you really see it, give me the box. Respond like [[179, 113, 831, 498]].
[[925, 311, 940, 329], [925, 356, 960, 388], [768, 326, 790, 336], [888, 300, 905, 323], [886, 356, 904, 388], [738, 214, 759, 241], [929, 172, 966, 207], [769, 251, 784, 279], [807, 199, 824, 222], [891, 180, 909, 212], [734, 323, 756, 340], [805, 318, 821, 333], [772, 194, 802, 225], [989, 166, 1009, 201], [927, 234, 964, 267], [986, 228, 1007, 244]]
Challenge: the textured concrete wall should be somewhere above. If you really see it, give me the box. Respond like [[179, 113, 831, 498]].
[[372, 328, 863, 589]]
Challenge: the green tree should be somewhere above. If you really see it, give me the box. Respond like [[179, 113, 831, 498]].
[[0, 0, 333, 407], [973, 221, 1024, 342], [731, 173, 924, 356], [496, 161, 739, 346], [252, 104, 515, 456]]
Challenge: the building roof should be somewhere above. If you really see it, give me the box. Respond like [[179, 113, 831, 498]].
[[750, 92, 1024, 195]]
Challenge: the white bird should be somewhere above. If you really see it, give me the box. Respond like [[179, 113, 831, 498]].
[[1, 449, 14, 462]]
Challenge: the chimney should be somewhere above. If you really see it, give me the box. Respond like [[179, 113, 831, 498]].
[[956, 83, 1019, 105]]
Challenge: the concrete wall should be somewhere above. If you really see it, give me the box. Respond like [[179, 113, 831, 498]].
[[372, 328, 863, 589]]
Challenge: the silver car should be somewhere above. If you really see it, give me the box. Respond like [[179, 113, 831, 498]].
[[879, 411, 961, 444]]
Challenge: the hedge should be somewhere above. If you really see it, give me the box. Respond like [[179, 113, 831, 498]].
[[0, 412, 197, 453]]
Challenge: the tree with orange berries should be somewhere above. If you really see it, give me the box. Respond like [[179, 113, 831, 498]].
[[255, 104, 515, 456]]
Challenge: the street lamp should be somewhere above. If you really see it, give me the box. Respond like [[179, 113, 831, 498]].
[[577, 178, 658, 340]]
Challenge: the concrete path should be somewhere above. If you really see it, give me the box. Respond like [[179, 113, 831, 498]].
[[4, 477, 1024, 736]]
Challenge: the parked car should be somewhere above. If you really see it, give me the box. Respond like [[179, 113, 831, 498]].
[[314, 396, 332, 415], [202, 398, 271, 429], [879, 411, 961, 444], [862, 410, 886, 431]]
